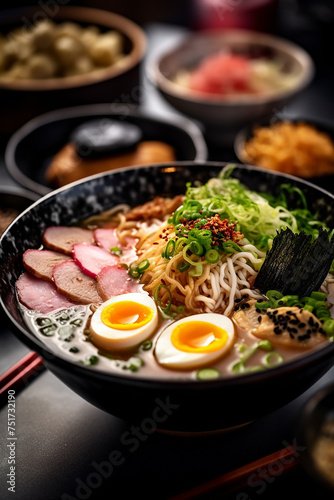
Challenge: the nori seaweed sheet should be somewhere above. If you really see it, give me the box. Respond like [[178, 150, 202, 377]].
[[254, 228, 334, 297]]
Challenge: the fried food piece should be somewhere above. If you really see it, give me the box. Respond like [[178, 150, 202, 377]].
[[233, 299, 327, 349], [125, 195, 184, 221], [45, 141, 176, 187]]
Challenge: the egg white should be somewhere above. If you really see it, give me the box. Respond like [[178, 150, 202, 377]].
[[155, 313, 235, 369], [90, 292, 158, 351]]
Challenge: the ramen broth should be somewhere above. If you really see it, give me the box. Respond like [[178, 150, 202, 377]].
[[19, 300, 323, 380]]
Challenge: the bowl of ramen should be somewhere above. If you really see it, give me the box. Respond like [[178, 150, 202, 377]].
[[149, 30, 314, 145], [0, 6, 146, 134], [5, 103, 207, 196], [1, 161, 334, 433]]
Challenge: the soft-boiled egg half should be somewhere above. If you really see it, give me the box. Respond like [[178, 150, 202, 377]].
[[155, 313, 235, 370], [90, 293, 158, 351]]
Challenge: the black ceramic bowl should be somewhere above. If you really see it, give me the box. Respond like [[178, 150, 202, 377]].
[[1, 162, 334, 433], [5, 103, 208, 196]]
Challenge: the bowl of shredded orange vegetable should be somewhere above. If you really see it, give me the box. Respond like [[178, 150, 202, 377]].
[[235, 117, 334, 180]]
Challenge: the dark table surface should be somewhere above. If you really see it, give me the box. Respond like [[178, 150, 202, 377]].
[[2, 11, 334, 500]]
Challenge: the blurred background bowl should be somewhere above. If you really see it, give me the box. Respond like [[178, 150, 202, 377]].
[[0, 5, 146, 135], [148, 29, 314, 146], [298, 381, 334, 495], [4, 103, 208, 196], [234, 114, 334, 191], [0, 185, 39, 237]]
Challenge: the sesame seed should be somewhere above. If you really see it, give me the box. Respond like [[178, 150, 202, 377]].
[[258, 316, 262, 323], [274, 327, 282, 334], [298, 333, 310, 341]]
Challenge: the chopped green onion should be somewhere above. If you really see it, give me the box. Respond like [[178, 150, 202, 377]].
[[182, 210, 200, 221], [129, 259, 150, 278], [185, 200, 202, 211], [196, 368, 220, 380], [189, 240, 203, 256], [322, 318, 334, 336], [255, 300, 271, 309], [69, 346, 80, 353], [137, 259, 150, 273], [310, 291, 327, 301], [175, 237, 188, 253], [266, 290, 283, 302], [182, 244, 201, 267], [176, 305, 185, 314], [177, 261, 190, 273], [205, 248, 219, 264], [164, 239, 176, 260], [128, 356, 144, 371], [208, 199, 226, 214], [129, 263, 140, 279], [257, 340, 273, 352], [197, 229, 212, 242], [172, 205, 184, 225], [140, 340, 153, 351], [83, 355, 98, 366], [110, 246, 122, 256], [231, 361, 245, 374], [263, 352, 284, 367], [222, 241, 243, 254], [154, 283, 172, 313], [189, 263, 203, 277]]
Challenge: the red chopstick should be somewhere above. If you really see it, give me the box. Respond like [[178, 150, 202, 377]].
[[169, 446, 298, 500], [0, 351, 44, 397]]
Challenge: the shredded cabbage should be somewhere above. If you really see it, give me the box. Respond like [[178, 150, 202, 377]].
[[184, 166, 327, 252]]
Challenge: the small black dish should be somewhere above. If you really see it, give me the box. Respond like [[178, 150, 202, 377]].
[[0, 185, 39, 236], [298, 381, 334, 494], [5, 103, 208, 196], [1, 161, 334, 433], [234, 114, 334, 193]]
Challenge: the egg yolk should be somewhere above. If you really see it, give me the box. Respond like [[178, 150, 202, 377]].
[[101, 301, 154, 330], [171, 321, 228, 353]]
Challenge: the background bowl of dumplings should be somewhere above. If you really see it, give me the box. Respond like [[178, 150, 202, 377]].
[[0, 5, 146, 134]]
